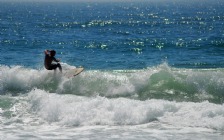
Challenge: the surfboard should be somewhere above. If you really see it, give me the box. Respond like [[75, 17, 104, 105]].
[[64, 67, 84, 78]]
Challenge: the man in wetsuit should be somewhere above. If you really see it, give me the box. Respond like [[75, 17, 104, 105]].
[[44, 50, 62, 73]]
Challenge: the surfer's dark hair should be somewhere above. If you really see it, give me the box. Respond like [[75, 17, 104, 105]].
[[50, 50, 56, 56]]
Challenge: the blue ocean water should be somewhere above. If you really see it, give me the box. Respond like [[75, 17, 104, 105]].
[[1, 0, 224, 69], [0, 1, 224, 139]]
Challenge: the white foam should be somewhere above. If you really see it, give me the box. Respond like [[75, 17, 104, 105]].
[[0, 66, 52, 93], [58, 68, 156, 97], [26, 89, 224, 131], [1, 64, 224, 104], [161, 101, 224, 131], [0, 65, 74, 94]]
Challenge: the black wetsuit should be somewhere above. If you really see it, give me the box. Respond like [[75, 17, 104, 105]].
[[44, 54, 62, 72]]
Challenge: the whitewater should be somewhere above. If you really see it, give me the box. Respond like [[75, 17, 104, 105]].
[[0, 64, 224, 139]]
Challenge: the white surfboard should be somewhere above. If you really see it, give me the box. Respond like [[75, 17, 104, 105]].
[[64, 67, 84, 78]]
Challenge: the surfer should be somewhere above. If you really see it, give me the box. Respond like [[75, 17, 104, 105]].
[[44, 50, 62, 73]]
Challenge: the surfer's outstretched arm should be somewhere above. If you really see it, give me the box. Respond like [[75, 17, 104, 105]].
[[44, 50, 49, 55]]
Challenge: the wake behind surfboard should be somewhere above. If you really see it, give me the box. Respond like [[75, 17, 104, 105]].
[[63, 67, 84, 78]]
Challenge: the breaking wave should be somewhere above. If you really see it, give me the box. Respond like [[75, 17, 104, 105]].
[[1, 63, 224, 104]]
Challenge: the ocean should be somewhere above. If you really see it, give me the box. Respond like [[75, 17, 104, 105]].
[[0, 0, 224, 139]]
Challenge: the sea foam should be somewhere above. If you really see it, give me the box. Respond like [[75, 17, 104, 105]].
[[25, 89, 224, 131], [1, 64, 224, 103]]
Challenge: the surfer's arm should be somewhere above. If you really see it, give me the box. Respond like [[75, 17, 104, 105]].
[[44, 50, 50, 55], [53, 57, 60, 62]]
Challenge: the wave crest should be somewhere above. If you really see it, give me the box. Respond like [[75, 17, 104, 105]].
[[1, 63, 224, 103]]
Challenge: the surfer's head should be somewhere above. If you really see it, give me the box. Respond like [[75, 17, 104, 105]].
[[50, 50, 56, 56]]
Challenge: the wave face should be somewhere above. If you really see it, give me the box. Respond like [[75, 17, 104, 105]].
[[1, 63, 224, 104]]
